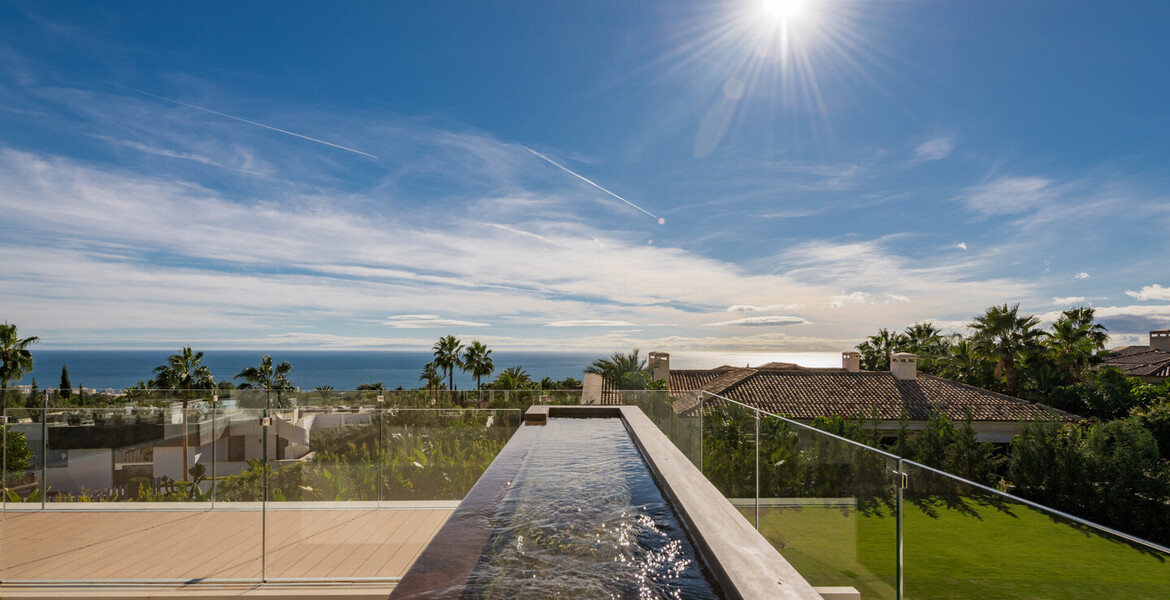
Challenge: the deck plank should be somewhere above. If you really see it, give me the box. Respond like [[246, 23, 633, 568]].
[[2, 508, 451, 582]]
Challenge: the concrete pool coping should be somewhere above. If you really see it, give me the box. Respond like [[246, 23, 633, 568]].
[[390, 404, 826, 600], [606, 405, 823, 600]]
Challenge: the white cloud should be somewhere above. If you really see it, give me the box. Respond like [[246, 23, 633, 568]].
[[1126, 285, 1170, 301], [953, 242, 968, 250], [828, 291, 910, 309], [384, 315, 490, 328], [1052, 296, 1086, 305], [1075, 272, 1090, 279], [915, 136, 955, 161], [726, 304, 803, 313], [547, 320, 636, 327], [959, 176, 1054, 215], [829, 291, 871, 308], [0, 105, 1042, 351], [703, 316, 808, 327]]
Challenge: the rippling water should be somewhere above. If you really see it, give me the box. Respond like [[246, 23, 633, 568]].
[[463, 418, 721, 599]]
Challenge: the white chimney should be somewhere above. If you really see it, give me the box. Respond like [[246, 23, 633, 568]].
[[891, 352, 917, 380], [842, 351, 861, 372], [581, 373, 603, 405], [1151, 330, 1170, 352], [649, 352, 671, 386]]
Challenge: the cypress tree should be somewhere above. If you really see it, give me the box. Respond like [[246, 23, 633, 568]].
[[59, 365, 72, 400], [26, 377, 38, 409]]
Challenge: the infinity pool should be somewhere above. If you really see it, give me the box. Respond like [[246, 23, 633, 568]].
[[461, 418, 721, 599]]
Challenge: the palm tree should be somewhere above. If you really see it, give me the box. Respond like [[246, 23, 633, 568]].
[[0, 322, 39, 417], [314, 386, 335, 404], [151, 347, 214, 481], [1046, 306, 1109, 383], [461, 341, 494, 391], [492, 366, 534, 390], [585, 349, 653, 389], [939, 339, 996, 388], [235, 355, 295, 408], [856, 328, 906, 371], [432, 335, 464, 391], [969, 303, 1043, 396], [419, 361, 444, 400], [901, 322, 955, 375]]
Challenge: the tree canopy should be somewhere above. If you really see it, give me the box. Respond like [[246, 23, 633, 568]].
[[0, 322, 38, 414], [432, 335, 464, 391], [585, 348, 661, 390]]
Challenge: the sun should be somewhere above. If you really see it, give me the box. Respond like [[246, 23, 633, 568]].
[[760, 0, 806, 21]]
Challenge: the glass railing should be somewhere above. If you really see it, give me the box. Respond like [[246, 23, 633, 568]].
[[607, 390, 703, 467], [1, 395, 522, 584], [697, 391, 1170, 600]]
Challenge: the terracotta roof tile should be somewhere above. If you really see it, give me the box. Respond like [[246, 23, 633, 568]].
[[685, 370, 1077, 423], [1104, 347, 1170, 378]]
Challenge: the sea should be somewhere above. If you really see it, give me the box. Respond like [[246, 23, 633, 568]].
[[11, 350, 842, 392]]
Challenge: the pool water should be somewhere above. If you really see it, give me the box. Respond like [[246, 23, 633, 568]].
[[461, 418, 722, 599]]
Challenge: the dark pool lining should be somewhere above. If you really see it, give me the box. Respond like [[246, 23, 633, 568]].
[[388, 423, 543, 598]]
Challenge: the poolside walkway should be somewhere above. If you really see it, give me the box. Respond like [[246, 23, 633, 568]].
[[1, 504, 454, 598]]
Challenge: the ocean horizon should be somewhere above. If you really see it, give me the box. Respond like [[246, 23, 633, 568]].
[[10, 349, 844, 392]]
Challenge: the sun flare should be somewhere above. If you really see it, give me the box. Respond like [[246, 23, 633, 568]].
[[760, 0, 806, 21]]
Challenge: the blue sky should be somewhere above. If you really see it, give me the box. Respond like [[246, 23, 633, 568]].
[[1, 0, 1168, 351]]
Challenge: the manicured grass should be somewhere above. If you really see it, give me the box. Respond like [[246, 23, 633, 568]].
[[748, 505, 897, 600], [748, 497, 1169, 600]]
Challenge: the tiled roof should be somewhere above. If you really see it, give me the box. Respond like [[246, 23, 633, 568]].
[[668, 368, 734, 392], [679, 369, 1077, 423], [1104, 347, 1170, 378]]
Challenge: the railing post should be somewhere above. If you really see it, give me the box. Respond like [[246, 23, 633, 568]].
[[262, 395, 269, 583], [754, 408, 760, 530], [698, 392, 704, 473], [41, 391, 47, 510], [2, 402, 7, 510], [210, 406, 215, 507], [896, 457, 905, 600], [377, 395, 384, 505]]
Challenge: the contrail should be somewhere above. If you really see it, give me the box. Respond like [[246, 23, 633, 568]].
[[30, 59, 380, 159], [124, 87, 379, 159], [524, 147, 662, 223]]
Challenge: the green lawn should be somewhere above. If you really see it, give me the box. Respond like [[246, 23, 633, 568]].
[[746, 497, 1169, 600]]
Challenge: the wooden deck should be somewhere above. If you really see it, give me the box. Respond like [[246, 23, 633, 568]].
[[1, 506, 452, 583]]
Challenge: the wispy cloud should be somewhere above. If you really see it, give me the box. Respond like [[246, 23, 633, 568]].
[[959, 176, 1054, 215], [829, 291, 911, 309], [547, 320, 637, 327], [768, 160, 868, 191], [383, 315, 491, 329], [953, 242, 968, 250], [1075, 272, 1090, 279], [1052, 296, 1086, 305], [703, 315, 808, 327], [726, 304, 803, 313], [915, 136, 955, 161]]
